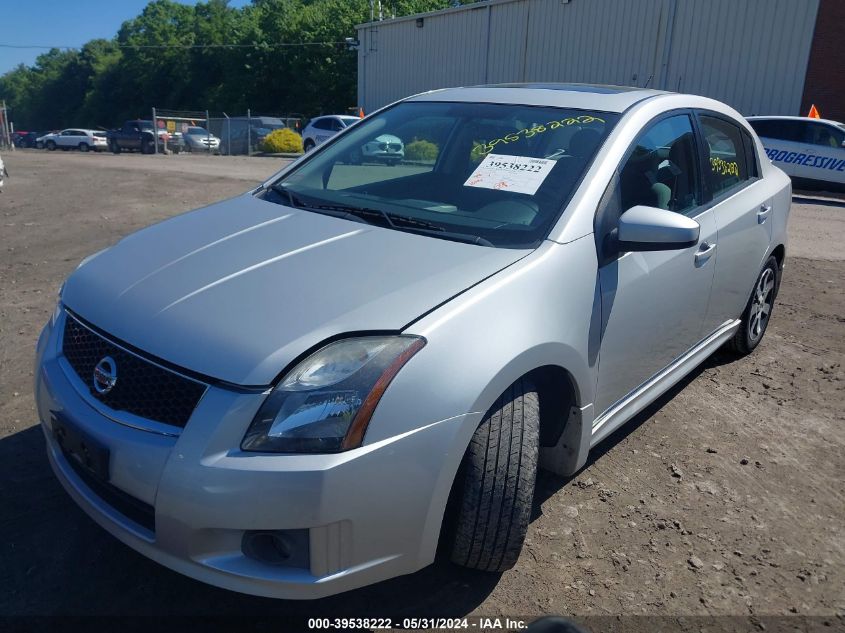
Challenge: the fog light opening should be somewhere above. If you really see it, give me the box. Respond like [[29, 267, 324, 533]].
[[242, 530, 293, 565]]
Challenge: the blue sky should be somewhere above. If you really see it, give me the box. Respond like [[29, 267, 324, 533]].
[[0, 0, 251, 75]]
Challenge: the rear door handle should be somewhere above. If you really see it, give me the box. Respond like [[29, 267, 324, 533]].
[[758, 204, 772, 223], [695, 241, 717, 264]]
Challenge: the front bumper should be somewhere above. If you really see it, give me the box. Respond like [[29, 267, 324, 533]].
[[35, 311, 474, 599], [187, 138, 220, 150]]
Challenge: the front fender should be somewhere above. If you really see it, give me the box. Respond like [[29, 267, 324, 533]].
[[366, 235, 601, 463]]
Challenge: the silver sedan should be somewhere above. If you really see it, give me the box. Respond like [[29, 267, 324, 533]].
[[35, 84, 790, 599], [182, 126, 221, 152]]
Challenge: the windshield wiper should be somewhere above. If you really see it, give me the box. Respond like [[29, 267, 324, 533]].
[[270, 185, 494, 247], [269, 184, 375, 225]]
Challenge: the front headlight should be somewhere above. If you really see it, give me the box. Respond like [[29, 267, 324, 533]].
[[241, 336, 425, 453], [50, 282, 65, 327]]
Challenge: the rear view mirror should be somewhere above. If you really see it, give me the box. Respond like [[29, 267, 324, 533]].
[[617, 205, 700, 251]]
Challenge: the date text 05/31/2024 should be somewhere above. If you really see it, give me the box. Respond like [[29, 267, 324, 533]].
[[307, 617, 529, 630]]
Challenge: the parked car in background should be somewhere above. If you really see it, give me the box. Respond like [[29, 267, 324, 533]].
[[38, 129, 108, 152], [107, 120, 183, 154], [35, 84, 790, 599], [14, 131, 42, 148], [34, 131, 59, 149], [357, 133, 405, 165], [183, 126, 220, 152], [747, 115, 845, 192], [219, 126, 274, 155], [302, 115, 360, 151]]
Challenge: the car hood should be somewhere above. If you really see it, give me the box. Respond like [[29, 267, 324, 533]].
[[63, 194, 527, 386]]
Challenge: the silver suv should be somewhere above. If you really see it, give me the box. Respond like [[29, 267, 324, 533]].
[[35, 84, 790, 599]]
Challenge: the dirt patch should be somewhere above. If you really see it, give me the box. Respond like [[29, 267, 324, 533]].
[[0, 151, 842, 621]]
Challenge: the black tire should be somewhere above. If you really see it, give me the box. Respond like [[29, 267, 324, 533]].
[[46, 141, 56, 151], [726, 255, 780, 355], [141, 139, 154, 154], [449, 377, 539, 572], [303, 139, 315, 153], [110, 141, 121, 154], [78, 142, 89, 152]]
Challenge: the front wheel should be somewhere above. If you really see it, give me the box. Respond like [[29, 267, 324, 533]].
[[46, 141, 56, 151], [303, 139, 315, 153], [727, 255, 780, 355], [448, 377, 539, 572]]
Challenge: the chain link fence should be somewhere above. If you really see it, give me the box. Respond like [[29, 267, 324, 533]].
[[153, 108, 304, 156]]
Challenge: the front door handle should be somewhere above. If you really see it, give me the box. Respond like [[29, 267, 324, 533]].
[[695, 241, 717, 264], [758, 204, 772, 223]]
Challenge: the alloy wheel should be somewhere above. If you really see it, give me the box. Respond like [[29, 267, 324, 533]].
[[748, 267, 774, 342]]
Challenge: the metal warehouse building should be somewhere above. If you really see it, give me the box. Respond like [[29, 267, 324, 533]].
[[356, 0, 845, 121]]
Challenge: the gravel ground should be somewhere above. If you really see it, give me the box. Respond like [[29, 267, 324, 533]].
[[0, 150, 842, 627]]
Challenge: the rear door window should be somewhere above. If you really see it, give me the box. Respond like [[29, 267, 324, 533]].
[[803, 122, 845, 148], [699, 115, 752, 198]]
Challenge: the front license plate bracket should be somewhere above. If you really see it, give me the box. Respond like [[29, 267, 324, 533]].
[[52, 413, 111, 482]]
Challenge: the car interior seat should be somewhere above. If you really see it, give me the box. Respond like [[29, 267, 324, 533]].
[[620, 146, 669, 211], [657, 132, 698, 212]]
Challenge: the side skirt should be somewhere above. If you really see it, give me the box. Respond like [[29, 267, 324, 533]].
[[590, 319, 741, 447]]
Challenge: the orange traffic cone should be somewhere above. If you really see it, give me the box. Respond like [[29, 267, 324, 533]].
[[359, 107, 365, 118], [807, 104, 821, 119]]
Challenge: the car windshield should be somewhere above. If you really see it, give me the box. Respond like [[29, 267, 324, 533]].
[[188, 127, 209, 135], [340, 116, 359, 128], [265, 101, 619, 248]]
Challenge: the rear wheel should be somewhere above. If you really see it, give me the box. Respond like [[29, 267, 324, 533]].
[[448, 377, 539, 572], [726, 255, 779, 355], [78, 142, 90, 152]]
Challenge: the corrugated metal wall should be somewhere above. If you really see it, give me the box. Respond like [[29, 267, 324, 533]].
[[356, 0, 820, 116]]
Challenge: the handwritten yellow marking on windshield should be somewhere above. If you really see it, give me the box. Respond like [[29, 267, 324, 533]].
[[474, 115, 606, 157]]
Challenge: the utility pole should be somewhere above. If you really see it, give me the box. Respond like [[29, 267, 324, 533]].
[[0, 101, 14, 151], [369, 0, 383, 21]]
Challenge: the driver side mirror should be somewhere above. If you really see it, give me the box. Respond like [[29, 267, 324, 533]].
[[616, 205, 700, 252]]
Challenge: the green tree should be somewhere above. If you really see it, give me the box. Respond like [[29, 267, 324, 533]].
[[0, 0, 477, 130]]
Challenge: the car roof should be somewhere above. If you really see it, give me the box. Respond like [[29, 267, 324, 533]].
[[407, 83, 668, 113], [747, 115, 844, 126]]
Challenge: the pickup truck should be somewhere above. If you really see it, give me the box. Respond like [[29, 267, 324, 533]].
[[106, 120, 183, 154]]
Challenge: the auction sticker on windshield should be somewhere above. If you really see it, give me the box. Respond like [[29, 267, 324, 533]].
[[464, 154, 556, 195]]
